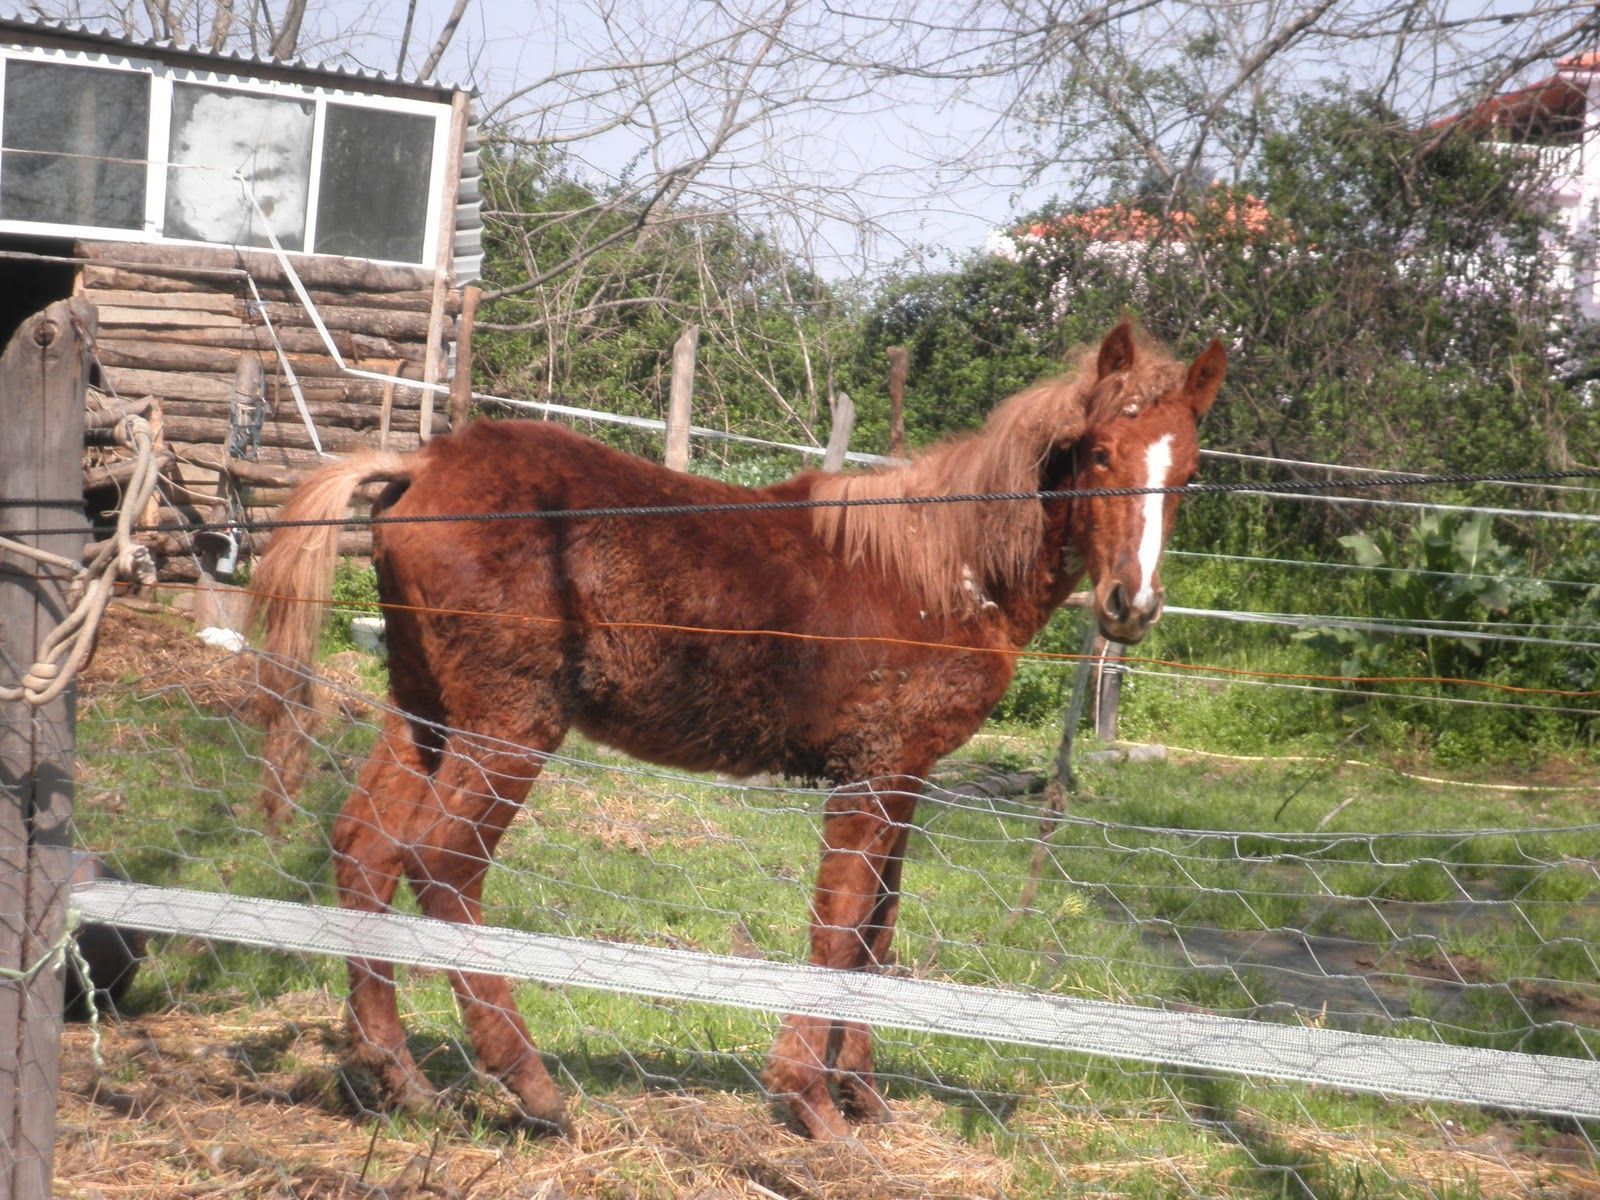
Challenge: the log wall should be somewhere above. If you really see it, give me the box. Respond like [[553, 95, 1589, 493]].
[[74, 241, 462, 571]]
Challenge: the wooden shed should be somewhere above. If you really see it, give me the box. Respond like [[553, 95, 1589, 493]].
[[0, 15, 482, 574]]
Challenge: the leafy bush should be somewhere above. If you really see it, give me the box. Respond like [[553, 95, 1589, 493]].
[[323, 561, 379, 654]]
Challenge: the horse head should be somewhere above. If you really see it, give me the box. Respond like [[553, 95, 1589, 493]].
[[1058, 325, 1226, 644]]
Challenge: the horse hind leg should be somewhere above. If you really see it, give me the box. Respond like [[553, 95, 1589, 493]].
[[332, 712, 438, 1112], [405, 729, 569, 1133]]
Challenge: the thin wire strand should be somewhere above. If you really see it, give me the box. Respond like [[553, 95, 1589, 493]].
[[13, 465, 1600, 538]]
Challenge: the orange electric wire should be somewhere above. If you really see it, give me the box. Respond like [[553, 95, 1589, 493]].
[[143, 579, 1600, 703]]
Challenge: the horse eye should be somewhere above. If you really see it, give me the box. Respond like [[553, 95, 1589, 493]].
[[1093, 448, 1112, 469]]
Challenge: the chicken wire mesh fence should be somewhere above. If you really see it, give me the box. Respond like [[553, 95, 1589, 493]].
[[48, 618, 1600, 1199]]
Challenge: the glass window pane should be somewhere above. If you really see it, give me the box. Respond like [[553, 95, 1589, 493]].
[[314, 104, 435, 263], [165, 83, 314, 250], [1, 60, 149, 229]]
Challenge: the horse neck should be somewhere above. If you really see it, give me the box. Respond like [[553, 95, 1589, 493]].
[[988, 499, 1085, 646]]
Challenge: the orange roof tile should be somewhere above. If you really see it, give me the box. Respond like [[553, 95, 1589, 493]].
[[1021, 190, 1281, 245]]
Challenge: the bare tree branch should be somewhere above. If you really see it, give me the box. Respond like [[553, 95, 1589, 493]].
[[419, 0, 471, 80], [394, 0, 417, 75], [270, 0, 307, 59]]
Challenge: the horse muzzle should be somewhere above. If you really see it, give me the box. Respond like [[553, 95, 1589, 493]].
[[1094, 580, 1164, 644]]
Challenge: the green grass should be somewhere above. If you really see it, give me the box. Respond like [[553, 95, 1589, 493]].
[[74, 653, 1600, 1197]]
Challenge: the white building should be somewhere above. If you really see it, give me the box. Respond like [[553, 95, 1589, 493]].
[[1452, 52, 1600, 318]]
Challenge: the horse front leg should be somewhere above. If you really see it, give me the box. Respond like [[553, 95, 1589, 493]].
[[766, 776, 921, 1139]]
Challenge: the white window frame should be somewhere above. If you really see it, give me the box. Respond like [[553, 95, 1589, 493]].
[[0, 43, 453, 267]]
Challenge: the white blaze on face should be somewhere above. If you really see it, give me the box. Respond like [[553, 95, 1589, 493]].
[[1133, 434, 1175, 608]]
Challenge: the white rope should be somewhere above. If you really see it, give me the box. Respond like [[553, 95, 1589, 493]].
[[1, 410, 159, 707], [477, 393, 897, 464], [72, 878, 1600, 1122], [238, 263, 326, 459]]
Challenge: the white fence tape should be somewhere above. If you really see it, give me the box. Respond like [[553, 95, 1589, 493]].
[[74, 879, 1600, 1122]]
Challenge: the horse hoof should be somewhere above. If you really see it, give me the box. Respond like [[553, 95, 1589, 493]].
[[837, 1076, 893, 1124], [502, 1073, 570, 1137], [510, 1105, 571, 1138], [778, 1087, 851, 1140], [342, 1052, 438, 1118], [505, 1086, 570, 1138]]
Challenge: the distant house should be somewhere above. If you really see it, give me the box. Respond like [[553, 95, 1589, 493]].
[[986, 188, 1285, 327], [989, 188, 1283, 261], [1441, 51, 1600, 318]]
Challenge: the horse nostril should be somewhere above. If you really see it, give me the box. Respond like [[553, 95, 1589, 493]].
[[1144, 588, 1166, 624], [1107, 583, 1129, 621]]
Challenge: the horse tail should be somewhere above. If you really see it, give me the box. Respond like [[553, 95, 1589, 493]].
[[248, 450, 410, 827]]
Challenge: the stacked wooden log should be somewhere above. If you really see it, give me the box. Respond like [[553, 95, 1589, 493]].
[[73, 241, 461, 573]]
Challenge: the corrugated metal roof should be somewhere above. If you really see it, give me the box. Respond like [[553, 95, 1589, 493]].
[[0, 10, 473, 97]]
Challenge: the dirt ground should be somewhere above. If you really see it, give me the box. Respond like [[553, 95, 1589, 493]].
[[53, 992, 1014, 1200], [52, 991, 1600, 1199], [81, 596, 374, 718]]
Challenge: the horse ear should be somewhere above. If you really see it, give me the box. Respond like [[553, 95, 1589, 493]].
[[1185, 338, 1227, 416], [1096, 320, 1136, 379]]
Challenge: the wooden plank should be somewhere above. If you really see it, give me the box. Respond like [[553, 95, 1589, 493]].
[[101, 367, 427, 407], [161, 413, 443, 454], [94, 327, 424, 362], [79, 266, 446, 312], [0, 298, 90, 1200], [79, 289, 238, 314], [173, 448, 308, 490], [447, 284, 482, 431], [248, 301, 438, 341], [94, 343, 429, 379], [97, 306, 243, 329], [155, 397, 432, 432], [886, 346, 908, 459], [822, 391, 854, 473], [1094, 640, 1124, 742], [169, 441, 425, 477], [75, 240, 439, 293]]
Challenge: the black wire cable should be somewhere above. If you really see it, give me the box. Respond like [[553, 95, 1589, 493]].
[[7, 467, 1600, 539]]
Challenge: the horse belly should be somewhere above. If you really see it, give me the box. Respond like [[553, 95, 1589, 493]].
[[568, 630, 802, 777]]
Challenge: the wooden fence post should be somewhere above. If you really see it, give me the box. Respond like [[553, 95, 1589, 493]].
[[447, 284, 482, 431], [1051, 619, 1102, 789], [1095, 639, 1125, 742], [665, 325, 698, 472], [886, 346, 908, 459], [0, 299, 91, 1200], [821, 391, 855, 472]]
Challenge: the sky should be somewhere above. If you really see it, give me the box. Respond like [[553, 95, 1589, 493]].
[[287, 0, 1102, 275]]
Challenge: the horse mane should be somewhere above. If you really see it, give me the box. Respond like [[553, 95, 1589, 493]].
[[810, 331, 1185, 615]]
